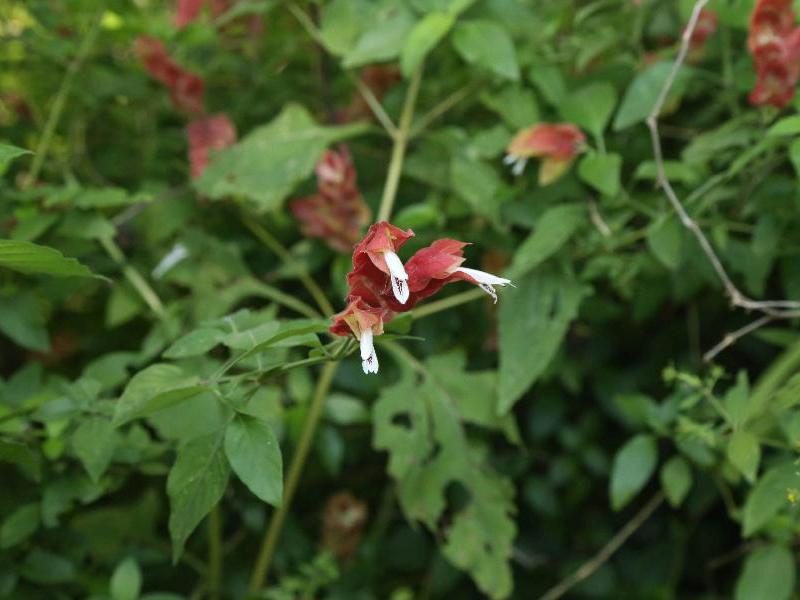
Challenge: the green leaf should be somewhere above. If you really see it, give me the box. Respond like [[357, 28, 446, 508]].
[[373, 362, 515, 599], [113, 364, 206, 426], [646, 216, 683, 270], [507, 203, 585, 279], [577, 152, 622, 197], [724, 371, 756, 428], [735, 545, 795, 600], [609, 434, 657, 511], [0, 294, 49, 352], [342, 3, 415, 67], [224, 414, 283, 506], [0, 239, 96, 278], [319, 0, 367, 55], [163, 328, 228, 359], [614, 62, 689, 131], [400, 12, 454, 76], [196, 105, 366, 212], [110, 557, 142, 600], [498, 271, 587, 413], [767, 115, 800, 136], [21, 549, 76, 584], [660, 456, 692, 507], [480, 85, 539, 129], [452, 20, 519, 80], [560, 82, 617, 136], [727, 431, 760, 483], [742, 462, 799, 536], [789, 138, 800, 179], [72, 417, 119, 482], [0, 439, 41, 481], [0, 143, 32, 172], [0, 503, 40, 549], [167, 431, 230, 561], [449, 155, 503, 225]]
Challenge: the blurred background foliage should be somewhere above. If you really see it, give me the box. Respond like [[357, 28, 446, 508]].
[[2, 0, 800, 598]]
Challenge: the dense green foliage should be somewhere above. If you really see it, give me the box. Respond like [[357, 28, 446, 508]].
[[2, 0, 800, 598]]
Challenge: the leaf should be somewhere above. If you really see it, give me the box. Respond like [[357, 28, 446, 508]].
[[0, 294, 49, 352], [400, 12, 454, 76], [724, 371, 756, 428], [0, 439, 41, 481], [660, 456, 692, 507], [72, 417, 119, 482], [727, 431, 760, 483], [735, 545, 795, 600], [21, 549, 76, 584], [577, 152, 622, 197], [646, 216, 683, 270], [742, 462, 799, 536], [163, 328, 228, 359], [319, 0, 368, 55], [342, 3, 415, 67], [560, 82, 617, 136], [480, 85, 539, 129], [452, 20, 519, 80], [195, 104, 366, 212], [0, 239, 96, 278], [167, 431, 230, 561], [224, 415, 283, 506], [373, 363, 516, 599], [110, 557, 142, 600], [609, 434, 657, 511], [113, 364, 206, 426], [498, 271, 587, 413], [614, 62, 690, 131], [0, 503, 40, 549], [450, 155, 503, 225], [767, 115, 800, 136], [507, 203, 585, 279], [0, 143, 32, 171]]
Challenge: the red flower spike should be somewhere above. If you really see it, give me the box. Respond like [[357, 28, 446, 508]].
[[354, 221, 414, 305], [749, 0, 796, 52], [290, 147, 372, 252], [187, 114, 237, 179], [748, 0, 800, 108], [175, 0, 205, 28], [135, 36, 205, 115], [504, 123, 586, 185], [330, 298, 392, 374]]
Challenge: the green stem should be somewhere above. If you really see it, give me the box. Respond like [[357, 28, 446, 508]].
[[23, 9, 103, 188], [99, 236, 166, 319], [376, 66, 423, 223], [249, 281, 321, 319], [408, 289, 483, 321], [751, 337, 800, 407], [207, 505, 222, 600], [409, 81, 478, 139], [247, 361, 338, 592], [240, 214, 334, 316]]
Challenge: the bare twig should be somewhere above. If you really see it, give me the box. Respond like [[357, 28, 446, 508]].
[[588, 198, 612, 237], [352, 75, 398, 137], [703, 315, 775, 362], [646, 0, 800, 360], [538, 493, 665, 600]]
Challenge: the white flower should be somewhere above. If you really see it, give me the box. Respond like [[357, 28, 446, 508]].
[[456, 266, 513, 303], [384, 250, 409, 304], [359, 328, 379, 374], [503, 153, 528, 176]]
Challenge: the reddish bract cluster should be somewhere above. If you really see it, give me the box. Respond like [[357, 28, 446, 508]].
[[289, 147, 371, 252], [686, 9, 718, 60], [504, 123, 586, 185], [135, 36, 237, 178], [330, 222, 512, 374], [748, 0, 800, 108]]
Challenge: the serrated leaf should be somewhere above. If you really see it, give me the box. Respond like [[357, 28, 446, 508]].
[[452, 20, 519, 80], [400, 12, 454, 76], [72, 417, 118, 482], [735, 545, 795, 600], [507, 203, 585, 279], [0, 239, 96, 278], [113, 364, 206, 426], [167, 431, 229, 561], [224, 415, 282, 506], [578, 152, 621, 197], [498, 271, 587, 413], [742, 462, 799, 536], [727, 431, 760, 483], [660, 456, 692, 507], [196, 105, 367, 212], [610, 434, 657, 511], [110, 557, 142, 600]]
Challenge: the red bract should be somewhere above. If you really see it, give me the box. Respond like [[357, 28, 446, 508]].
[[748, 0, 800, 108], [290, 147, 372, 252], [135, 36, 205, 115], [688, 9, 717, 51], [187, 114, 237, 178], [175, 0, 204, 28], [504, 123, 586, 185], [331, 222, 512, 374], [330, 297, 393, 374]]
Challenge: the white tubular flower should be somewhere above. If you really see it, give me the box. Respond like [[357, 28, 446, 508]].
[[360, 328, 379, 374], [456, 267, 513, 303], [384, 250, 409, 304]]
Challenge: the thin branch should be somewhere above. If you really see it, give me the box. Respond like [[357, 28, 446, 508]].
[[352, 74, 398, 137], [538, 493, 665, 600], [646, 0, 800, 359], [409, 81, 479, 139], [703, 315, 775, 362], [588, 198, 612, 237]]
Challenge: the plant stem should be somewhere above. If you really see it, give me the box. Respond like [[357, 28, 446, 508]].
[[240, 214, 334, 316], [408, 289, 483, 320], [538, 493, 664, 600], [751, 336, 800, 407], [23, 8, 103, 188], [376, 66, 423, 223], [409, 81, 478, 139], [248, 361, 338, 592], [207, 505, 222, 600], [99, 236, 166, 319]]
